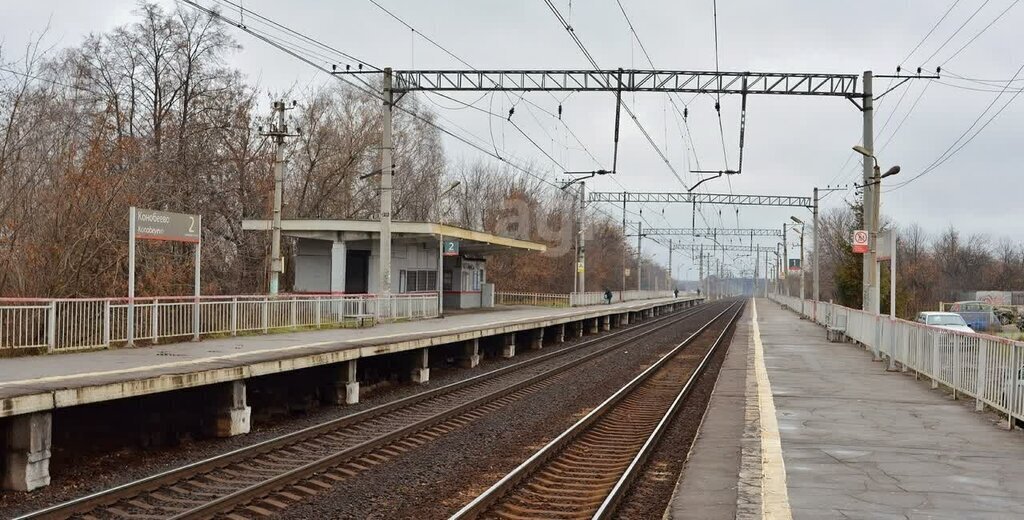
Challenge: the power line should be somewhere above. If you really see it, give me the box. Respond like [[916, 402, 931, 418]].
[[887, 61, 1024, 191], [542, 0, 689, 189], [919, 0, 992, 66], [940, 0, 1020, 67], [900, 0, 962, 66]]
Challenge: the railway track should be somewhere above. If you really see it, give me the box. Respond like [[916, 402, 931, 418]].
[[450, 299, 744, 520], [20, 301, 727, 520]]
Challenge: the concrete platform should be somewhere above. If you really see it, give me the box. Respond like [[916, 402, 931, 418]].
[[0, 297, 695, 418], [668, 298, 1024, 519]]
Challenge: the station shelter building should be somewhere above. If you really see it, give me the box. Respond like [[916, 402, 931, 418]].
[[242, 219, 546, 310]]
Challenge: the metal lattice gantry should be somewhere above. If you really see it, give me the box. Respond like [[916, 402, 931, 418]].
[[678, 243, 778, 253], [383, 69, 862, 97], [645, 228, 783, 237], [588, 191, 812, 208]]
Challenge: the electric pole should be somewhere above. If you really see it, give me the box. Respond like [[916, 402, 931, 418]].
[[381, 68, 395, 300], [783, 224, 789, 297], [262, 100, 296, 296], [577, 181, 586, 293], [621, 193, 627, 298], [861, 70, 878, 314], [636, 221, 643, 291]]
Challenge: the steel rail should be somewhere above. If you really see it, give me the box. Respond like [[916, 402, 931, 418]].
[[448, 300, 743, 519], [19, 301, 717, 520], [593, 301, 745, 519]]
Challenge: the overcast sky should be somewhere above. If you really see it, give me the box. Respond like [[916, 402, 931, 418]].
[[2, 0, 1021, 281]]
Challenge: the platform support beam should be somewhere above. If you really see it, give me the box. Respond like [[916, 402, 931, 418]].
[[2, 412, 51, 491], [621, 312, 630, 326], [601, 315, 611, 331], [588, 318, 599, 335], [324, 360, 359, 405], [213, 380, 251, 438], [411, 348, 430, 383], [460, 338, 481, 368]]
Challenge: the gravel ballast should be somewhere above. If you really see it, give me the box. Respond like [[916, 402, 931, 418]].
[[279, 303, 732, 519]]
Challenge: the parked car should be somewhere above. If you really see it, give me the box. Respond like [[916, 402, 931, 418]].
[[947, 300, 999, 331], [915, 312, 975, 333]]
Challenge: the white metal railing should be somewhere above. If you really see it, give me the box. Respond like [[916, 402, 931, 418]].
[[769, 292, 1024, 427], [495, 292, 571, 307], [0, 292, 439, 353], [496, 289, 687, 308]]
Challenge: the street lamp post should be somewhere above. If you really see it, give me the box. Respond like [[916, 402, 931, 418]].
[[852, 145, 900, 316], [791, 216, 806, 318]]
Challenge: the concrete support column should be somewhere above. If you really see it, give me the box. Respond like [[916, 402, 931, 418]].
[[586, 318, 598, 335], [214, 380, 251, 438], [530, 328, 544, 350], [411, 348, 430, 383], [324, 360, 359, 405], [501, 334, 516, 358], [552, 324, 566, 344], [460, 338, 481, 368], [621, 312, 630, 326], [2, 412, 51, 491], [330, 241, 347, 293], [601, 315, 611, 332], [572, 321, 584, 338]]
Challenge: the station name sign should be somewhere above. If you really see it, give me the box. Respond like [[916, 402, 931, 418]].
[[134, 208, 201, 243]]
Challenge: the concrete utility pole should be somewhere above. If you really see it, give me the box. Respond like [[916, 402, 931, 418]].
[[698, 245, 704, 297], [380, 68, 395, 299], [266, 101, 292, 295], [861, 70, 878, 314], [782, 224, 789, 297], [577, 181, 586, 293], [813, 187, 820, 303], [636, 221, 643, 291], [621, 193, 627, 297], [668, 239, 673, 290], [798, 224, 806, 315]]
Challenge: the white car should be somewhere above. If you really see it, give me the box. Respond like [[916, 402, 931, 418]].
[[915, 312, 975, 333]]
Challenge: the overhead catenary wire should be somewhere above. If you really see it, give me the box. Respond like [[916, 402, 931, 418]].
[[184, 0, 652, 237], [887, 60, 1024, 191], [543, 0, 689, 190]]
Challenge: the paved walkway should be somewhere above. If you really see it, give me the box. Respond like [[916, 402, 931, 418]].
[[0, 298, 689, 417], [670, 298, 1024, 519]]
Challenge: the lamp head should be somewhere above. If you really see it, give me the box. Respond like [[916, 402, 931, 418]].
[[880, 165, 901, 179], [852, 145, 874, 158]]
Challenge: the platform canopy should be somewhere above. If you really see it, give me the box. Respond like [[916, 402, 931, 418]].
[[241, 219, 546, 256]]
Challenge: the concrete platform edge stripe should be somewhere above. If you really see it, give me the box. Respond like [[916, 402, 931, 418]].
[[752, 298, 792, 519], [0, 299, 682, 390]]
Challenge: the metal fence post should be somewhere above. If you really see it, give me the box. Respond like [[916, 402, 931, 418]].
[[976, 340, 988, 412], [872, 315, 882, 362], [152, 299, 159, 344], [46, 300, 56, 352], [1009, 344, 1019, 430], [931, 332, 940, 389], [230, 297, 238, 336], [262, 297, 270, 333], [103, 300, 111, 348], [192, 297, 200, 342], [952, 335, 961, 400], [315, 297, 322, 328], [290, 298, 297, 329]]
